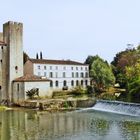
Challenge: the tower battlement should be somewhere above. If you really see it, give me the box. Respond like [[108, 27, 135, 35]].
[[6, 21, 23, 25]]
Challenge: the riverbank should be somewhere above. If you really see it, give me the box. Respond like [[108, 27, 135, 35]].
[[14, 97, 96, 111]]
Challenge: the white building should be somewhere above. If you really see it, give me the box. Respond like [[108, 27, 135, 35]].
[[24, 58, 90, 91]]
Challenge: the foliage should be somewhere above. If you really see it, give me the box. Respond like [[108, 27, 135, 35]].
[[127, 78, 140, 103], [36, 53, 39, 59], [89, 55, 115, 92], [85, 55, 100, 69], [62, 101, 69, 108], [98, 93, 116, 100], [40, 51, 43, 59], [71, 86, 86, 96], [26, 88, 39, 99], [111, 47, 140, 86], [0, 106, 8, 111], [86, 85, 95, 95], [111, 46, 140, 102]]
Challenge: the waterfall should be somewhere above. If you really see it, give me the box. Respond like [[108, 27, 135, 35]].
[[90, 100, 140, 116]]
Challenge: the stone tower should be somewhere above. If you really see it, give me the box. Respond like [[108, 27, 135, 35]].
[[2, 21, 23, 102], [0, 33, 4, 101]]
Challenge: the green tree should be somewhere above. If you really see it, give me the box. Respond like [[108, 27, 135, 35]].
[[90, 56, 115, 92], [127, 77, 140, 103], [111, 47, 140, 87], [85, 55, 100, 69], [111, 46, 140, 102]]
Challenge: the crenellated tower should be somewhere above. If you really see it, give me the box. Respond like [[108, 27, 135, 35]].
[[1, 21, 23, 102]]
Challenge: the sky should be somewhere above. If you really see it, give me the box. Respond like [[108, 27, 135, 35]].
[[0, 0, 140, 63]]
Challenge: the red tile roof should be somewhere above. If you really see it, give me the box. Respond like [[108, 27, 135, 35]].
[[13, 75, 51, 82], [0, 41, 7, 46], [29, 58, 88, 66]]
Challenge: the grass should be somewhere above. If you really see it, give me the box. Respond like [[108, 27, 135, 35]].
[[0, 106, 8, 111]]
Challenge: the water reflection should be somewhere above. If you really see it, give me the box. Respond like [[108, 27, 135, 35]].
[[0, 110, 139, 140]]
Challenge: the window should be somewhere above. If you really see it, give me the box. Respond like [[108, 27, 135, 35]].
[[55, 72, 58, 78], [76, 80, 79, 86], [0, 86, 1, 90], [81, 67, 83, 70], [38, 72, 41, 76], [50, 81, 53, 87], [76, 67, 78, 70], [44, 66, 46, 70], [81, 80, 83, 86], [71, 80, 74, 86], [55, 81, 59, 87], [49, 72, 53, 78], [71, 67, 73, 70], [85, 67, 88, 71], [63, 72, 66, 78], [76, 72, 79, 78], [44, 72, 47, 77], [56, 66, 58, 70], [17, 83, 19, 91], [63, 80, 67, 86], [38, 65, 40, 69], [85, 72, 89, 78], [50, 66, 52, 70], [72, 72, 74, 78], [81, 72, 84, 78], [63, 66, 66, 70], [85, 80, 88, 86]]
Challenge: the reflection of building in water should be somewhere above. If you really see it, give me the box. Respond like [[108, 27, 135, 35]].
[[0, 111, 139, 140], [38, 112, 89, 137], [0, 111, 89, 140]]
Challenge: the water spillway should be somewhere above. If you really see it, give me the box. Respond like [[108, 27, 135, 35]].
[[91, 100, 140, 116]]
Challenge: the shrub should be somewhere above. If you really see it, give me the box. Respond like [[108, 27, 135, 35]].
[[26, 88, 39, 99], [70, 86, 86, 96], [99, 93, 116, 100], [86, 85, 95, 95]]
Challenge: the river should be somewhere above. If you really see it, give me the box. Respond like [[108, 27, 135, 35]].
[[0, 106, 140, 140]]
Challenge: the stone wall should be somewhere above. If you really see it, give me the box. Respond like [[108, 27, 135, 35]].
[[0, 33, 3, 41], [17, 98, 96, 110]]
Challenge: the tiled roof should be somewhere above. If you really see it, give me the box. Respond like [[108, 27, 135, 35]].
[[29, 58, 88, 66], [0, 41, 7, 46], [13, 75, 51, 82]]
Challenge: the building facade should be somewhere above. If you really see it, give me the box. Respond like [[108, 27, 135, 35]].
[[24, 59, 90, 91]]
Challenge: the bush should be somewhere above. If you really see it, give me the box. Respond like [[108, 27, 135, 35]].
[[86, 85, 95, 95], [70, 86, 86, 96], [26, 88, 39, 99], [99, 93, 116, 100]]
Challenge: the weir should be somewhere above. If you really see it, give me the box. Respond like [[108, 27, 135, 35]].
[[90, 100, 140, 116]]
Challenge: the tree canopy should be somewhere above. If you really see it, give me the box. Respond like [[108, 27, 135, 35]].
[[85, 55, 115, 92], [111, 46, 140, 102]]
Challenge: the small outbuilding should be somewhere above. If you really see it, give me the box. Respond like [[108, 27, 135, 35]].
[[13, 75, 52, 103]]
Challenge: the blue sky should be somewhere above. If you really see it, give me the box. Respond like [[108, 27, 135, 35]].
[[1, 0, 140, 63]]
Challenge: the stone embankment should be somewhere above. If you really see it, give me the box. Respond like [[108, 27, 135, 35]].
[[16, 98, 96, 111]]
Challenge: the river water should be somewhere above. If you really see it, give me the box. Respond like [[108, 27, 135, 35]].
[[0, 108, 140, 140]]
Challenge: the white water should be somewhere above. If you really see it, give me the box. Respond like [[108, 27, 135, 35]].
[[90, 100, 140, 116]]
